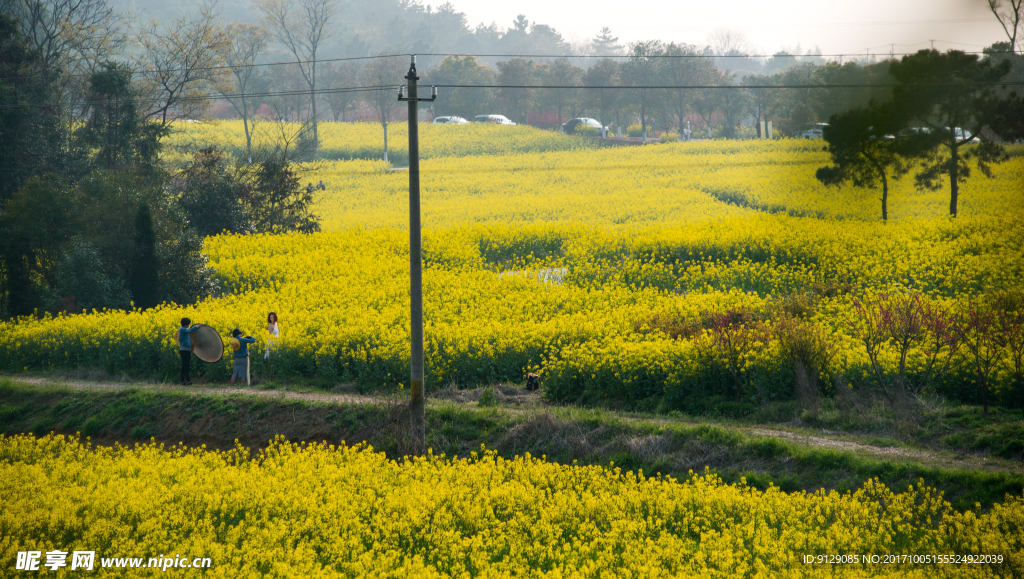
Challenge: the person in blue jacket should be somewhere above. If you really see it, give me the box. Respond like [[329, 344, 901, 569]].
[[174, 318, 205, 385], [230, 328, 257, 385]]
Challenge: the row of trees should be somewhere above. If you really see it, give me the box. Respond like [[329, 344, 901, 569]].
[[7, 0, 1021, 160], [224, 44, 1021, 151], [226, 48, 896, 140], [429, 49, 892, 138], [210, 0, 1024, 147]]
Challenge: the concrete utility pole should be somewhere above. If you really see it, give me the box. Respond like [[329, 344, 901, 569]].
[[398, 55, 436, 454]]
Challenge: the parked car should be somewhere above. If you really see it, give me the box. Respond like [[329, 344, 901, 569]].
[[953, 127, 980, 143], [473, 114, 516, 125], [800, 123, 828, 139], [562, 117, 603, 134], [896, 126, 979, 143], [433, 116, 468, 124]]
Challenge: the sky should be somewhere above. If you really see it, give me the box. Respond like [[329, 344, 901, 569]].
[[447, 0, 1009, 58]]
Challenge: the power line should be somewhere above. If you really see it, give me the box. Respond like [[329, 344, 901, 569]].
[[0, 53, 406, 82], [3, 80, 1022, 110], [0, 84, 393, 109], [416, 50, 987, 60], [2, 46, 995, 83], [434, 82, 1024, 90]]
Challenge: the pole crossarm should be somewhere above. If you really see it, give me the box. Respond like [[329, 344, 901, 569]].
[[398, 85, 437, 102]]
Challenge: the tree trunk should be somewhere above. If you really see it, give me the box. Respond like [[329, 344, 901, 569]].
[[640, 94, 646, 143], [383, 119, 389, 163], [678, 95, 685, 134], [881, 173, 888, 222], [949, 140, 959, 217], [1019, 375, 1023, 420], [242, 98, 252, 159], [310, 60, 319, 156], [981, 374, 988, 415]]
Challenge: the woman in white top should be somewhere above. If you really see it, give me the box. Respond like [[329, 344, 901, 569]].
[[265, 312, 279, 359]]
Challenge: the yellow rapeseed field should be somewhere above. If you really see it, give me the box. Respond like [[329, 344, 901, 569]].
[[4, 126, 1024, 575], [161, 120, 600, 167], [2, 434, 1022, 578], [2, 129, 1023, 392]]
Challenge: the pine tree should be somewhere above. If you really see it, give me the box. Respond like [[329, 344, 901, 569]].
[[127, 203, 160, 309], [593, 27, 623, 55]]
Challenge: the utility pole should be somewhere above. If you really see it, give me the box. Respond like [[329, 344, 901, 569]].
[[398, 55, 436, 455]]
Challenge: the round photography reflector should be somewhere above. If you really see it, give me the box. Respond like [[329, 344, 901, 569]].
[[191, 325, 224, 363]]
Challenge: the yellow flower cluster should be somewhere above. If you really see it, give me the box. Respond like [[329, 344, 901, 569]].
[[2, 434, 1021, 578]]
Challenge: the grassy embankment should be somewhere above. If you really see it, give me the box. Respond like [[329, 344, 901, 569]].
[[2, 377, 1021, 513]]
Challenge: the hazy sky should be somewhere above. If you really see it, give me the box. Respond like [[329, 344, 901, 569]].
[[448, 0, 1009, 57]]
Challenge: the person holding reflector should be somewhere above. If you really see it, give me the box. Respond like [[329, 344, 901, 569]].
[[174, 318, 201, 385], [174, 319, 225, 385], [229, 329, 257, 386]]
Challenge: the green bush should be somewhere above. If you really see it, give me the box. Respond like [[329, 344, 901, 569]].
[[478, 387, 497, 407]]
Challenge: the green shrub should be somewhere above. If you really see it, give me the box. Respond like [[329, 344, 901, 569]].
[[478, 387, 497, 407]]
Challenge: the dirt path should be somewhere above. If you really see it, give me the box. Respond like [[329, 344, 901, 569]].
[[7, 376, 1021, 474], [9, 376, 381, 405]]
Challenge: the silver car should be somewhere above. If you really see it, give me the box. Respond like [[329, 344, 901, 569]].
[[473, 114, 516, 126]]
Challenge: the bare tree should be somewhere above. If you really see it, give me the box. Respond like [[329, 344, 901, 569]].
[[1, 0, 126, 70], [319, 61, 361, 122], [133, 0, 232, 126], [707, 28, 752, 58], [2, 0, 128, 106], [267, 64, 306, 121], [253, 0, 340, 155], [361, 53, 406, 163], [989, 0, 1023, 54], [224, 22, 272, 158]]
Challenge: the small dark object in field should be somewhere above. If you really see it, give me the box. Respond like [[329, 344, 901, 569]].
[[526, 373, 540, 392]]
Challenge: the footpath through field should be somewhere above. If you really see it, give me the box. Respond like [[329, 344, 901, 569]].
[[8, 375, 1021, 476]]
